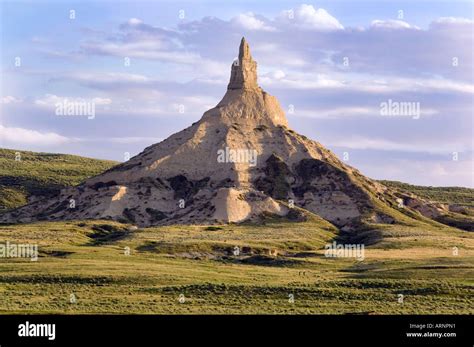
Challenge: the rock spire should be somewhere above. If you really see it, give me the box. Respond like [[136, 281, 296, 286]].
[[227, 37, 259, 90]]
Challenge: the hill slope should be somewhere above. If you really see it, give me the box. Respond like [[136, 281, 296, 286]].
[[0, 148, 117, 211], [380, 180, 474, 207], [380, 180, 474, 231]]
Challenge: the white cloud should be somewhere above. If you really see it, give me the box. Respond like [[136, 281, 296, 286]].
[[92, 97, 113, 105], [34, 94, 112, 107], [231, 12, 276, 31], [290, 106, 438, 119], [432, 17, 473, 25], [0, 96, 22, 104], [74, 72, 149, 84], [81, 41, 202, 64], [260, 72, 344, 89], [326, 136, 469, 154], [53, 72, 152, 90], [264, 70, 286, 80], [127, 18, 143, 26], [348, 77, 474, 94], [260, 69, 474, 94], [358, 159, 473, 188], [279, 4, 344, 31], [0, 125, 69, 146], [291, 107, 379, 119], [34, 94, 63, 107], [82, 136, 163, 144], [29, 90, 217, 118], [370, 19, 419, 30]]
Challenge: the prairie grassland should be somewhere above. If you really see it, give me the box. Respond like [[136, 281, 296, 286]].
[[0, 217, 472, 314]]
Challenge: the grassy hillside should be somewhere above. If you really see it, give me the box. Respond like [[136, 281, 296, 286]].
[[0, 148, 117, 211], [379, 180, 474, 231], [0, 217, 472, 314], [380, 180, 474, 207]]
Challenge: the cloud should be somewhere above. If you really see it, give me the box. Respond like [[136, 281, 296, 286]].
[[431, 17, 473, 26], [261, 73, 344, 89], [28, 88, 217, 118], [0, 96, 22, 104], [264, 70, 286, 80], [51, 72, 151, 90], [357, 158, 473, 188], [0, 125, 69, 146], [127, 18, 143, 26], [325, 135, 469, 154], [231, 12, 276, 31], [79, 18, 228, 78], [289, 105, 440, 120], [74, 9, 472, 84], [82, 136, 164, 144], [81, 41, 202, 64], [291, 106, 379, 119], [34, 94, 112, 108], [260, 70, 474, 94], [370, 20, 419, 30], [278, 4, 344, 31]]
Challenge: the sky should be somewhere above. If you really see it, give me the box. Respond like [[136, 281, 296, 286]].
[[0, 0, 473, 187]]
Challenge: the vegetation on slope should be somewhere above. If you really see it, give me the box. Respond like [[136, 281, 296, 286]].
[[379, 180, 474, 231], [0, 148, 118, 211], [380, 180, 474, 207]]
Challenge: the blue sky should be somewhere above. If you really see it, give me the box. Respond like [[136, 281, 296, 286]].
[[1, 0, 473, 187]]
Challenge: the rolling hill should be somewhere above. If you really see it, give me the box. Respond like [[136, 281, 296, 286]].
[[0, 148, 117, 211]]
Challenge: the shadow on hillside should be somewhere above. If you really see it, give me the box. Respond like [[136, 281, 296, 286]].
[[87, 224, 132, 245], [334, 226, 384, 246]]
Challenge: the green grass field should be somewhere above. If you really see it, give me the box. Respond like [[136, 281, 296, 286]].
[[0, 148, 117, 211], [0, 215, 472, 314]]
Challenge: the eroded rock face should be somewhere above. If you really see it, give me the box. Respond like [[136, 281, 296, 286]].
[[0, 38, 428, 227], [254, 154, 293, 200]]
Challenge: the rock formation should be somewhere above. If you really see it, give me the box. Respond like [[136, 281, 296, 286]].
[[0, 38, 447, 228]]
